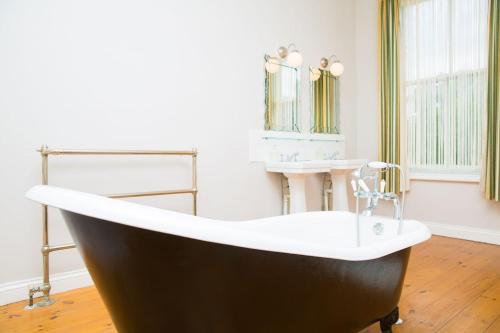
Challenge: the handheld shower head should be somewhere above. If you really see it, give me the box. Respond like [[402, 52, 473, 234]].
[[367, 161, 391, 169], [380, 179, 386, 193]]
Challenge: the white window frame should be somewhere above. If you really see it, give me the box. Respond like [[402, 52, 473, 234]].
[[401, 0, 487, 183]]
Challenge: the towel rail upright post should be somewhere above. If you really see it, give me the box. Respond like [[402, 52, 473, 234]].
[[26, 145, 198, 310]]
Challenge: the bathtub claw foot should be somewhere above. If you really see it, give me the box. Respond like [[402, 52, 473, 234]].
[[379, 307, 399, 333]]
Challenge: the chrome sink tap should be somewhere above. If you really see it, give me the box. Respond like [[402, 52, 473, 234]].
[[324, 152, 339, 160], [280, 152, 300, 162]]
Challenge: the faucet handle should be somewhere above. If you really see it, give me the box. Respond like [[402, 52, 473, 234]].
[[380, 179, 386, 193], [358, 179, 370, 192], [350, 180, 357, 192]]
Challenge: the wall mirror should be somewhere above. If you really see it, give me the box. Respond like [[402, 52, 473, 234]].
[[310, 68, 340, 134], [264, 47, 301, 132]]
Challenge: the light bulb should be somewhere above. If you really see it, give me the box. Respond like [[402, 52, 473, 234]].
[[265, 58, 280, 73], [286, 50, 303, 68], [310, 68, 321, 81], [330, 61, 344, 77]]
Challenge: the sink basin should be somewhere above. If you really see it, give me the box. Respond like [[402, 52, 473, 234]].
[[265, 160, 332, 174], [265, 159, 366, 173]]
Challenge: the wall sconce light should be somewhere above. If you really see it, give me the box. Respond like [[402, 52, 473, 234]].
[[278, 43, 303, 68], [265, 43, 303, 73], [319, 55, 344, 77]]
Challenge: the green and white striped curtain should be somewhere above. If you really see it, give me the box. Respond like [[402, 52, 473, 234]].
[[379, 0, 402, 193], [482, 0, 500, 201]]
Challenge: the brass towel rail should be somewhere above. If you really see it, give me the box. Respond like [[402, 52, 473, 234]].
[[26, 145, 198, 310]]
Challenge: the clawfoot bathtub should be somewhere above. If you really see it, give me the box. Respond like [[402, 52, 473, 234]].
[[27, 185, 430, 333]]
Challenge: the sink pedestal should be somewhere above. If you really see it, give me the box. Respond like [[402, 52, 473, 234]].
[[283, 173, 308, 214], [329, 170, 352, 211]]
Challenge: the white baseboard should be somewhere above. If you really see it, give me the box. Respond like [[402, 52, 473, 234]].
[[424, 221, 500, 245], [0, 268, 93, 306]]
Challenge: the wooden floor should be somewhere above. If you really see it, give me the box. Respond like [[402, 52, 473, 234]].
[[1, 236, 499, 333]]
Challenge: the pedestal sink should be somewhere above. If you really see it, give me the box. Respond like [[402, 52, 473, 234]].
[[266, 161, 331, 213], [266, 159, 366, 213]]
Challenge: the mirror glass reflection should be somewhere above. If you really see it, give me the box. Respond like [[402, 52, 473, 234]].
[[264, 56, 300, 132], [310, 68, 340, 134]]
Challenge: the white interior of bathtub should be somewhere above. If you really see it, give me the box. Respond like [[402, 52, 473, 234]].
[[26, 185, 431, 262]]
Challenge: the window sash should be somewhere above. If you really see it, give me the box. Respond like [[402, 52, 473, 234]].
[[401, 0, 488, 174]]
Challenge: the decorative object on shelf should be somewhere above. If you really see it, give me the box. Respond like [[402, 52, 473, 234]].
[[310, 58, 341, 134], [264, 43, 301, 132]]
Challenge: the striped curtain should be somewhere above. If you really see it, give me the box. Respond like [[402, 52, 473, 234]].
[[379, 0, 402, 193], [311, 69, 340, 134], [482, 0, 500, 201]]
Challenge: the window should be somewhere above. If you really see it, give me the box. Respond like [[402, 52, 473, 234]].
[[401, 0, 489, 178]]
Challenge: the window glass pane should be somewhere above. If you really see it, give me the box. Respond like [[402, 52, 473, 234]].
[[401, 0, 488, 173], [451, 0, 488, 71]]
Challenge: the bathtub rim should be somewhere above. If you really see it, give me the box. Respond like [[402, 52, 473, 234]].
[[26, 185, 431, 261]]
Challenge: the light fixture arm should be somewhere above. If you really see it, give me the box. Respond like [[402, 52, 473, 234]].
[[320, 54, 340, 69], [278, 43, 299, 59]]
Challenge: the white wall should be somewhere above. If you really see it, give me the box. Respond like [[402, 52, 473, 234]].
[[3, 0, 495, 304], [354, 0, 500, 234], [0, 0, 357, 288]]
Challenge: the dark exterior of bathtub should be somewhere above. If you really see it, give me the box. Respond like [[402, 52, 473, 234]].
[[61, 210, 410, 333]]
